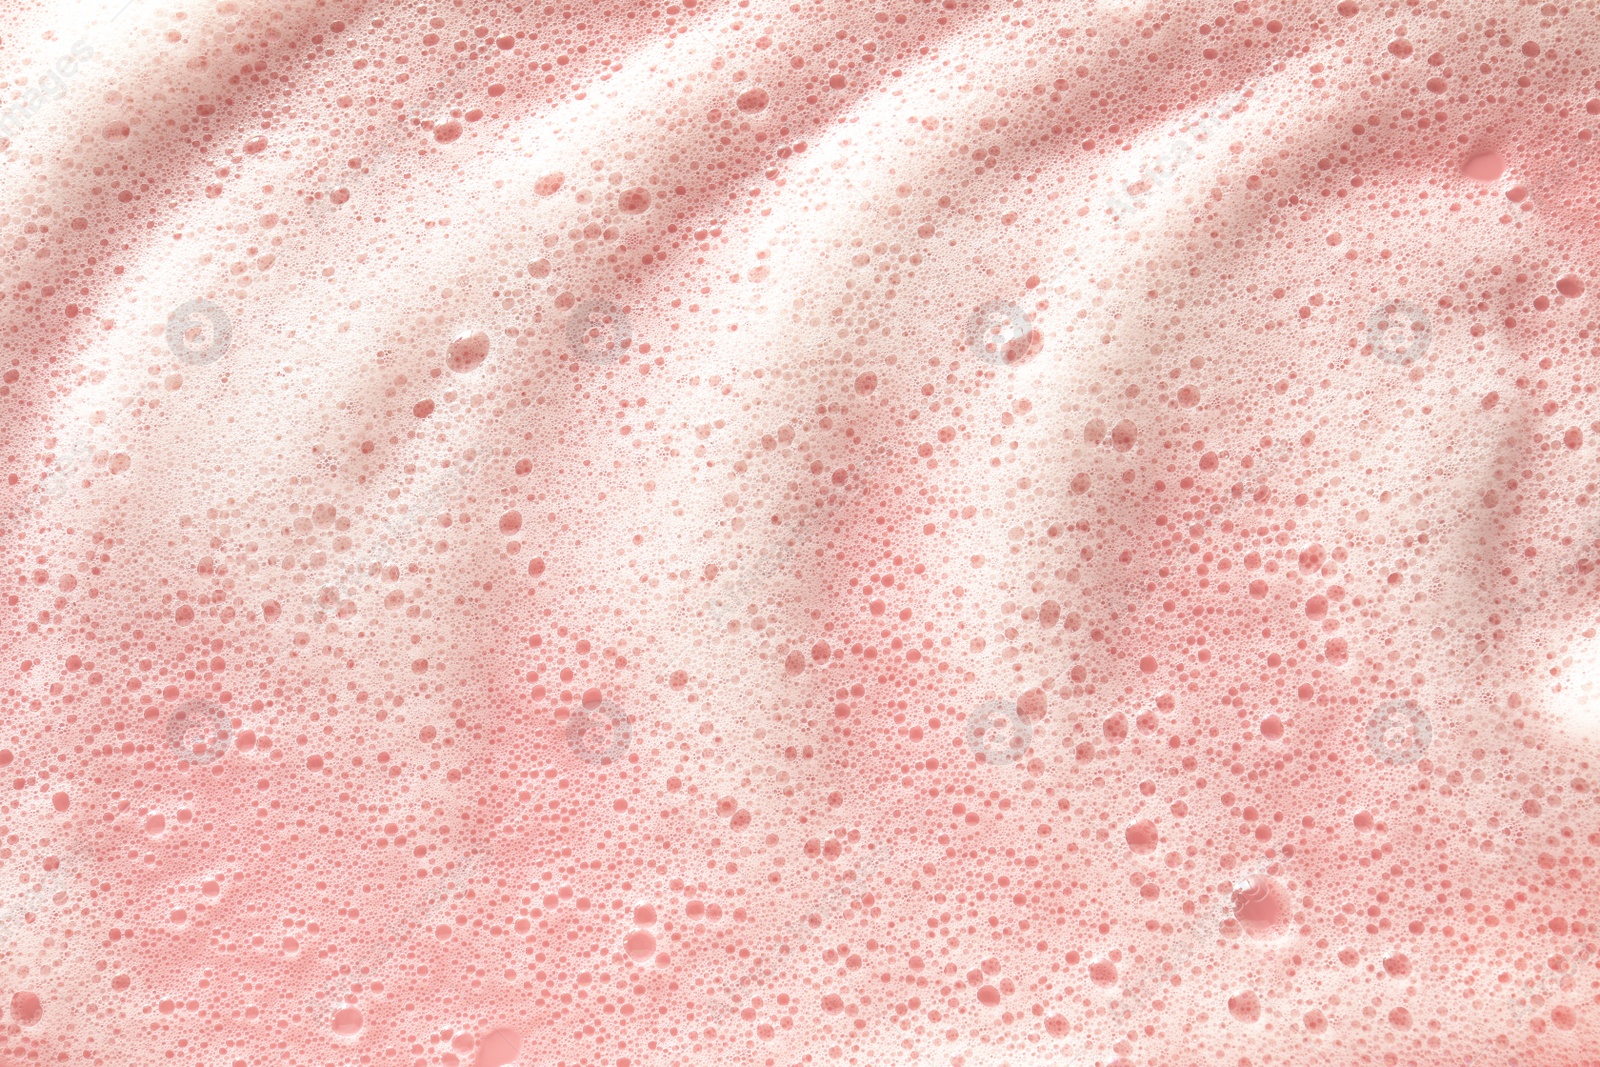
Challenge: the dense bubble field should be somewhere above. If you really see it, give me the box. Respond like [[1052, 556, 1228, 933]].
[[1, 0, 1599, 1064]]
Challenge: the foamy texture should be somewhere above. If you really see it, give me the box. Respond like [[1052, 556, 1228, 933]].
[[1, 0, 1598, 1065]]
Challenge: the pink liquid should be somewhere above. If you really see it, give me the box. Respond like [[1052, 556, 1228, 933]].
[[2, 0, 1598, 1065]]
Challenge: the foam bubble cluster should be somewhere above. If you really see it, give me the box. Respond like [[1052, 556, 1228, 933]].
[[1, 0, 1598, 1064]]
